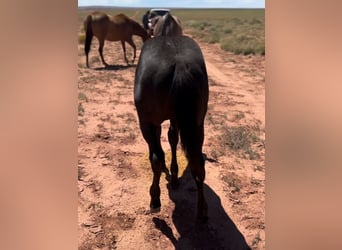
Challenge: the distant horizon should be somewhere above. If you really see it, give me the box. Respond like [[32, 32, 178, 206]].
[[78, 5, 265, 9], [78, 0, 265, 9]]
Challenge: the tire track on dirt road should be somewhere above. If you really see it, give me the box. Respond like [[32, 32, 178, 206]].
[[204, 52, 265, 127]]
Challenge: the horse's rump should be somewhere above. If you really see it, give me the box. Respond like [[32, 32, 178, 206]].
[[135, 36, 208, 154]]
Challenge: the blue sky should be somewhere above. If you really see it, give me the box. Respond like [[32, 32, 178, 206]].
[[78, 0, 265, 8]]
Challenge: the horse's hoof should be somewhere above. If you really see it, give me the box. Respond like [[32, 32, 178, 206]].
[[150, 206, 161, 213]]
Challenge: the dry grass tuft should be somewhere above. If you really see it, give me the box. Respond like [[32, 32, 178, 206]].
[[220, 125, 261, 160]]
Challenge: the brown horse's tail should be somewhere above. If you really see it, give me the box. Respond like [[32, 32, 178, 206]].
[[84, 15, 93, 67]]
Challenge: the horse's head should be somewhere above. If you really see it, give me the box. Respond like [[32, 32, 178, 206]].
[[132, 20, 150, 42], [142, 29, 151, 41]]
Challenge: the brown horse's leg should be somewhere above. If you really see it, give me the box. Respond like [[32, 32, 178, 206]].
[[140, 122, 165, 211], [120, 41, 129, 64], [168, 119, 179, 188], [84, 34, 93, 68], [98, 39, 108, 67], [125, 38, 136, 64], [84, 15, 93, 68]]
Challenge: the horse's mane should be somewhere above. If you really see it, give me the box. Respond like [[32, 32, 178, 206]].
[[154, 13, 183, 36], [114, 13, 142, 27], [114, 13, 148, 40], [111, 13, 130, 23]]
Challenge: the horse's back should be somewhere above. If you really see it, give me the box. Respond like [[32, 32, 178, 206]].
[[139, 36, 204, 65], [88, 11, 111, 24], [85, 12, 130, 40], [111, 13, 130, 23]]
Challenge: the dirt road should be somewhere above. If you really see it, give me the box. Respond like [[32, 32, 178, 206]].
[[78, 35, 265, 249]]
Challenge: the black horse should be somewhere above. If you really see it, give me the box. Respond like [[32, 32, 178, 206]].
[[134, 36, 209, 220]]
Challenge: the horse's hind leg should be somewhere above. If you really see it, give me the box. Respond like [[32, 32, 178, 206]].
[[120, 41, 129, 64], [168, 119, 179, 188], [189, 125, 208, 221], [140, 122, 165, 211], [98, 39, 108, 67], [191, 155, 208, 221], [125, 38, 136, 64]]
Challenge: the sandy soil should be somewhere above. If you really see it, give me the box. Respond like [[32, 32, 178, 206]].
[[78, 33, 265, 249]]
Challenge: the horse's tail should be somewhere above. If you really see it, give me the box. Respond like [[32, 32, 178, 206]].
[[84, 14, 93, 67], [171, 62, 208, 160]]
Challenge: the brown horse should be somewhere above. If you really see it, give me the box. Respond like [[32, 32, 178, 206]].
[[84, 12, 149, 67], [151, 13, 183, 37]]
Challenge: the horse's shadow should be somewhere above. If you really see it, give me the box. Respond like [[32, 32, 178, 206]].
[[94, 64, 136, 71], [153, 164, 251, 250]]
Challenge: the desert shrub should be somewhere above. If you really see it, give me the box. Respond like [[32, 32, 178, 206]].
[[220, 35, 265, 55], [180, 9, 264, 55], [220, 126, 261, 159]]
